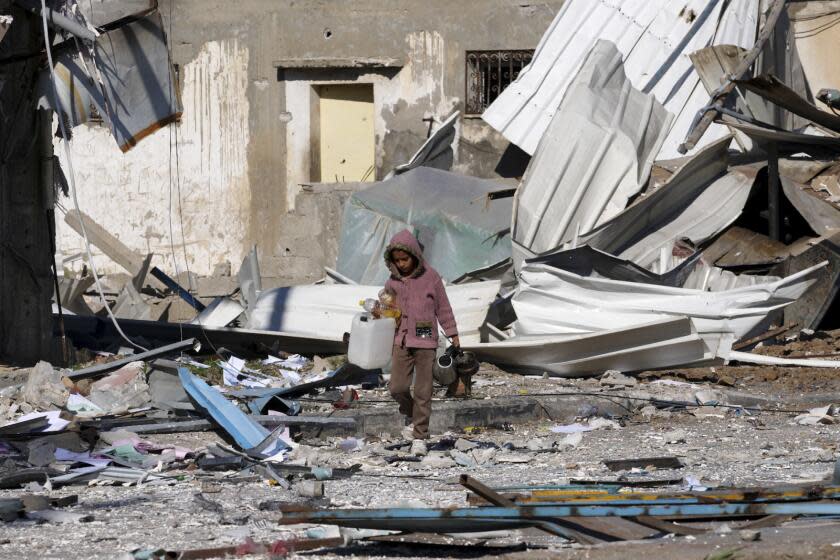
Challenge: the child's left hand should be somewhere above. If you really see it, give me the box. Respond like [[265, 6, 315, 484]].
[[452, 335, 460, 348]]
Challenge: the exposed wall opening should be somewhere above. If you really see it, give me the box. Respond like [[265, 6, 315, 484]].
[[465, 50, 534, 115], [314, 84, 375, 183]]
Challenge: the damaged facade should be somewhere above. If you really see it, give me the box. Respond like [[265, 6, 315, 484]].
[[54, 0, 562, 285], [6, 1, 840, 558]]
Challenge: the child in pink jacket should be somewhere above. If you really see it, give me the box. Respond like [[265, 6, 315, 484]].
[[384, 229, 459, 442]]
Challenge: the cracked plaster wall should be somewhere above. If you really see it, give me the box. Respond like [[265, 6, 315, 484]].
[[55, 0, 563, 284]]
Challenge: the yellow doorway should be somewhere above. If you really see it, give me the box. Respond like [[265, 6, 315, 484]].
[[318, 84, 375, 183]]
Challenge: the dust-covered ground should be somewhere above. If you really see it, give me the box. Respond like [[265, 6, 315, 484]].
[[2, 333, 840, 559]]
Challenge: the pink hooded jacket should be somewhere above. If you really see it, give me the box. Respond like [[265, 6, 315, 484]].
[[384, 230, 458, 349]]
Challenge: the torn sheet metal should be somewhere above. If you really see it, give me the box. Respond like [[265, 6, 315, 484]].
[[525, 245, 700, 288], [734, 74, 840, 135], [780, 177, 840, 236], [482, 0, 759, 158], [462, 317, 714, 377], [336, 167, 512, 284], [76, 0, 155, 28], [246, 281, 500, 344], [36, 50, 104, 128], [93, 10, 181, 151], [770, 231, 840, 330], [389, 112, 459, 177], [190, 297, 245, 328], [178, 368, 288, 458], [59, 314, 348, 356], [572, 137, 755, 272], [699, 226, 789, 269], [512, 40, 672, 257], [722, 120, 840, 151], [511, 262, 826, 353], [238, 246, 263, 313], [37, 10, 180, 151], [688, 44, 758, 151], [679, 260, 781, 292]]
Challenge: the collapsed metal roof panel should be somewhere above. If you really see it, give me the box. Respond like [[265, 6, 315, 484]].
[[462, 317, 713, 378], [511, 40, 673, 260], [578, 136, 755, 271], [245, 281, 500, 344], [511, 261, 825, 347], [482, 0, 759, 159]]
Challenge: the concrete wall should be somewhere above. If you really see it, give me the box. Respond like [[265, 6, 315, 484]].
[[56, 0, 563, 285]]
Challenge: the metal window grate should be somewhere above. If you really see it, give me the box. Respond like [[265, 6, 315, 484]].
[[465, 50, 533, 115]]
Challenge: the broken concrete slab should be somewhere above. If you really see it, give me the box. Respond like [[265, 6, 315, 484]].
[[190, 297, 244, 328], [87, 361, 151, 414], [111, 282, 153, 321], [21, 362, 68, 410], [62, 209, 166, 291], [511, 40, 672, 263]]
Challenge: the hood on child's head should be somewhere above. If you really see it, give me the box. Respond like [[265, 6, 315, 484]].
[[384, 229, 425, 277]]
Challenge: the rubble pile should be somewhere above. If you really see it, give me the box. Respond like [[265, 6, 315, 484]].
[[3, 0, 840, 558]]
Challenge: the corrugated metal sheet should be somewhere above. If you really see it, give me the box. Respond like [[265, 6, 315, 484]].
[[578, 136, 755, 271], [483, 0, 759, 159], [511, 40, 673, 260], [512, 262, 825, 349], [462, 317, 713, 377], [246, 281, 500, 344]]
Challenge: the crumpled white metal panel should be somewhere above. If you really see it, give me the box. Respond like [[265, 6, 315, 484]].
[[511, 261, 826, 347], [246, 281, 500, 344], [482, 0, 759, 159], [511, 40, 673, 258], [578, 136, 754, 271], [462, 317, 715, 377]]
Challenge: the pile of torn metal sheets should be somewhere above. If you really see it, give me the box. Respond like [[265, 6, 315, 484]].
[[455, 0, 840, 377]]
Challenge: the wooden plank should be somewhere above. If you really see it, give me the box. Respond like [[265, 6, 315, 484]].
[[733, 322, 798, 350], [459, 475, 602, 544]]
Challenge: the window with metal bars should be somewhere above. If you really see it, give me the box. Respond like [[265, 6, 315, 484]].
[[465, 50, 534, 115]]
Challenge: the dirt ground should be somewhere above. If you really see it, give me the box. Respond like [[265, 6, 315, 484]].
[[2, 332, 840, 559]]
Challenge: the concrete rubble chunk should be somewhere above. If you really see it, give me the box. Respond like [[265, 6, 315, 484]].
[[87, 361, 151, 414], [663, 429, 688, 444], [22, 362, 68, 410], [454, 438, 479, 452], [27, 509, 93, 523], [449, 449, 477, 468], [26, 440, 56, 467], [600, 370, 638, 387], [420, 452, 456, 469], [296, 480, 325, 498]]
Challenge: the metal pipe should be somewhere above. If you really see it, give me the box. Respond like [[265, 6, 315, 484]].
[[14, 0, 97, 41], [278, 501, 840, 526], [150, 267, 206, 311]]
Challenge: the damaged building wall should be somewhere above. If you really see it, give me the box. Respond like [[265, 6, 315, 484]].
[[54, 0, 562, 282], [56, 38, 252, 278]]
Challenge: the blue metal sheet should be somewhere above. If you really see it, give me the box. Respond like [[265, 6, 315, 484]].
[[278, 502, 840, 533], [178, 368, 287, 456]]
